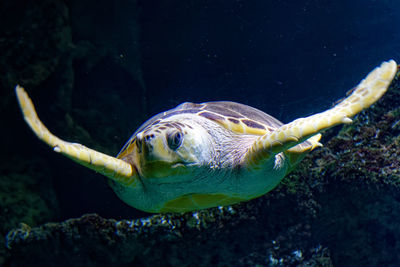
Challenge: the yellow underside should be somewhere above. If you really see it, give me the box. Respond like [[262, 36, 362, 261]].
[[160, 193, 247, 212]]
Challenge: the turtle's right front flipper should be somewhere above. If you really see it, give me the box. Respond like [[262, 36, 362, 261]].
[[245, 59, 397, 167], [15, 85, 137, 186]]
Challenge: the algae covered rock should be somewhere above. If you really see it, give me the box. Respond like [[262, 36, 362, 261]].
[[0, 156, 59, 266], [0, 0, 145, 265], [0, 0, 71, 91], [5, 203, 329, 266]]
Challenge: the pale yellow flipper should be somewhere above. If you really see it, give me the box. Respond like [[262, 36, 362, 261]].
[[15, 85, 137, 186], [245, 60, 397, 167]]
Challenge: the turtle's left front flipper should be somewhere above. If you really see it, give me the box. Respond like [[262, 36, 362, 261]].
[[245, 59, 397, 167], [15, 85, 137, 186]]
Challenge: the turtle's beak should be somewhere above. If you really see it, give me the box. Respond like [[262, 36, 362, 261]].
[[136, 131, 168, 163]]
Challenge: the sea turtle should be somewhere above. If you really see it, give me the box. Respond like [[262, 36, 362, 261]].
[[16, 60, 397, 213]]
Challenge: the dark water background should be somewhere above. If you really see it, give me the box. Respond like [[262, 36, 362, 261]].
[[140, 1, 399, 122], [2, 0, 400, 225]]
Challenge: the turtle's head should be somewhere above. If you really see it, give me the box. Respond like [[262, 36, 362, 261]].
[[118, 117, 213, 178]]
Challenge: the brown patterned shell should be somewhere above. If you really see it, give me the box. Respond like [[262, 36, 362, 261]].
[[117, 101, 284, 158], [117, 101, 316, 159], [146, 101, 283, 136], [180, 101, 283, 135]]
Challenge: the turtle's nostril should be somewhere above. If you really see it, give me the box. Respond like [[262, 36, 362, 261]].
[[144, 134, 154, 143], [136, 137, 142, 146], [135, 133, 155, 154], [136, 133, 144, 153]]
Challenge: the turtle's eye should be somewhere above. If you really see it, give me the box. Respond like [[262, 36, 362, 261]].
[[167, 131, 183, 150]]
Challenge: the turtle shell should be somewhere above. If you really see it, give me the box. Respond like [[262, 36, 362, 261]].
[[182, 101, 284, 134], [117, 101, 284, 158]]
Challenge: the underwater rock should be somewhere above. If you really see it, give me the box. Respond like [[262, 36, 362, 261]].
[[0, 3, 69, 252], [5, 201, 329, 266], [0, 156, 59, 266], [1, 0, 145, 265], [0, 0, 71, 91]]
